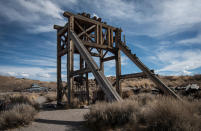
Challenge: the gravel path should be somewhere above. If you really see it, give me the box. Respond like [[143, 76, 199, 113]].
[[11, 108, 90, 131]]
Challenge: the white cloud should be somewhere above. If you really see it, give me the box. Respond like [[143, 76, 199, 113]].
[[18, 0, 63, 19], [155, 49, 201, 75], [30, 25, 54, 33], [0, 66, 56, 81], [0, 0, 67, 33], [39, 73, 51, 78], [90, 0, 201, 36], [21, 72, 30, 77], [178, 33, 201, 45]]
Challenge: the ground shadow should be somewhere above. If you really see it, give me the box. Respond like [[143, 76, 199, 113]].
[[35, 119, 89, 131]]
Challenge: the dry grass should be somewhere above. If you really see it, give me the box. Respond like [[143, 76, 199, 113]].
[[0, 104, 36, 130], [0, 95, 38, 130], [145, 97, 201, 131], [43, 92, 57, 103], [84, 94, 201, 131]]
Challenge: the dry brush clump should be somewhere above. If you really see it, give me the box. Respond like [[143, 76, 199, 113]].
[[84, 94, 201, 131], [0, 95, 38, 130]]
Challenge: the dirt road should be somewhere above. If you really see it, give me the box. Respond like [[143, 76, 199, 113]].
[[11, 108, 90, 131]]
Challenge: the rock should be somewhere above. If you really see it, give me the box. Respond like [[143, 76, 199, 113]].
[[185, 84, 199, 91], [185, 84, 200, 93]]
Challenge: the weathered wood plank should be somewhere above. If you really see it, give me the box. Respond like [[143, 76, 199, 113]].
[[102, 56, 115, 62], [57, 30, 62, 105], [67, 16, 74, 106]]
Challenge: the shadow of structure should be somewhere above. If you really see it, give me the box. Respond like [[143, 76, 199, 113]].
[[35, 119, 89, 131]]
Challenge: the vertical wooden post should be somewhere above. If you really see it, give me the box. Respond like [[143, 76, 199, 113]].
[[100, 49, 104, 73], [96, 24, 99, 44], [67, 16, 74, 106], [115, 29, 122, 96], [99, 25, 103, 45], [110, 29, 113, 47], [57, 31, 62, 106], [85, 62, 89, 105], [107, 28, 111, 47]]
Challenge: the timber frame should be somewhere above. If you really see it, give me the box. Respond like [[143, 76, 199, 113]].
[[54, 11, 181, 106]]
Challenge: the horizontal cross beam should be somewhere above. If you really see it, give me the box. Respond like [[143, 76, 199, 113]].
[[70, 68, 91, 77], [101, 56, 115, 62]]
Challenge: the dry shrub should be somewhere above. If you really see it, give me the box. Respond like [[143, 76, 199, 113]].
[[145, 97, 201, 131], [0, 95, 39, 111], [85, 94, 201, 131], [0, 95, 39, 130], [44, 92, 57, 102], [0, 104, 36, 130], [84, 99, 140, 130]]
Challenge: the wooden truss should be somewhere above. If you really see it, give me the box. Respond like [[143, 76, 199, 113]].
[[54, 11, 181, 106]]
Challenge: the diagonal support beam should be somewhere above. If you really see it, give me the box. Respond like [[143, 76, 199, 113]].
[[75, 21, 96, 43], [69, 30, 122, 102]]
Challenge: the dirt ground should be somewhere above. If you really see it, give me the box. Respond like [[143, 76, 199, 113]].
[[10, 108, 90, 131]]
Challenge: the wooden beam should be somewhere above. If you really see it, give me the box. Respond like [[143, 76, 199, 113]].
[[63, 11, 117, 30], [102, 50, 108, 58], [75, 21, 95, 43], [67, 16, 74, 106], [57, 30, 62, 105], [54, 25, 63, 30], [57, 24, 68, 36], [120, 72, 150, 79], [82, 40, 115, 52], [110, 29, 113, 47], [90, 52, 101, 57], [102, 56, 115, 62], [96, 24, 99, 44], [100, 49, 104, 72], [70, 68, 91, 76], [107, 28, 111, 47], [77, 24, 96, 38], [59, 48, 67, 56], [85, 63, 89, 105], [115, 29, 122, 96], [100, 25, 103, 45]]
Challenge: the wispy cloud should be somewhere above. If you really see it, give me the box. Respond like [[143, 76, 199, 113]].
[[87, 0, 201, 37], [178, 33, 201, 45], [155, 49, 201, 75], [0, 66, 56, 81], [0, 0, 66, 33]]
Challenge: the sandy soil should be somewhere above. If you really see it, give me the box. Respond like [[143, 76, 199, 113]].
[[10, 108, 90, 131]]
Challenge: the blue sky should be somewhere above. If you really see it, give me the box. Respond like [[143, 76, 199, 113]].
[[0, 0, 201, 81]]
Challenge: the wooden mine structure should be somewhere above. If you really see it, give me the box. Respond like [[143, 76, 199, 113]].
[[54, 11, 180, 106]]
